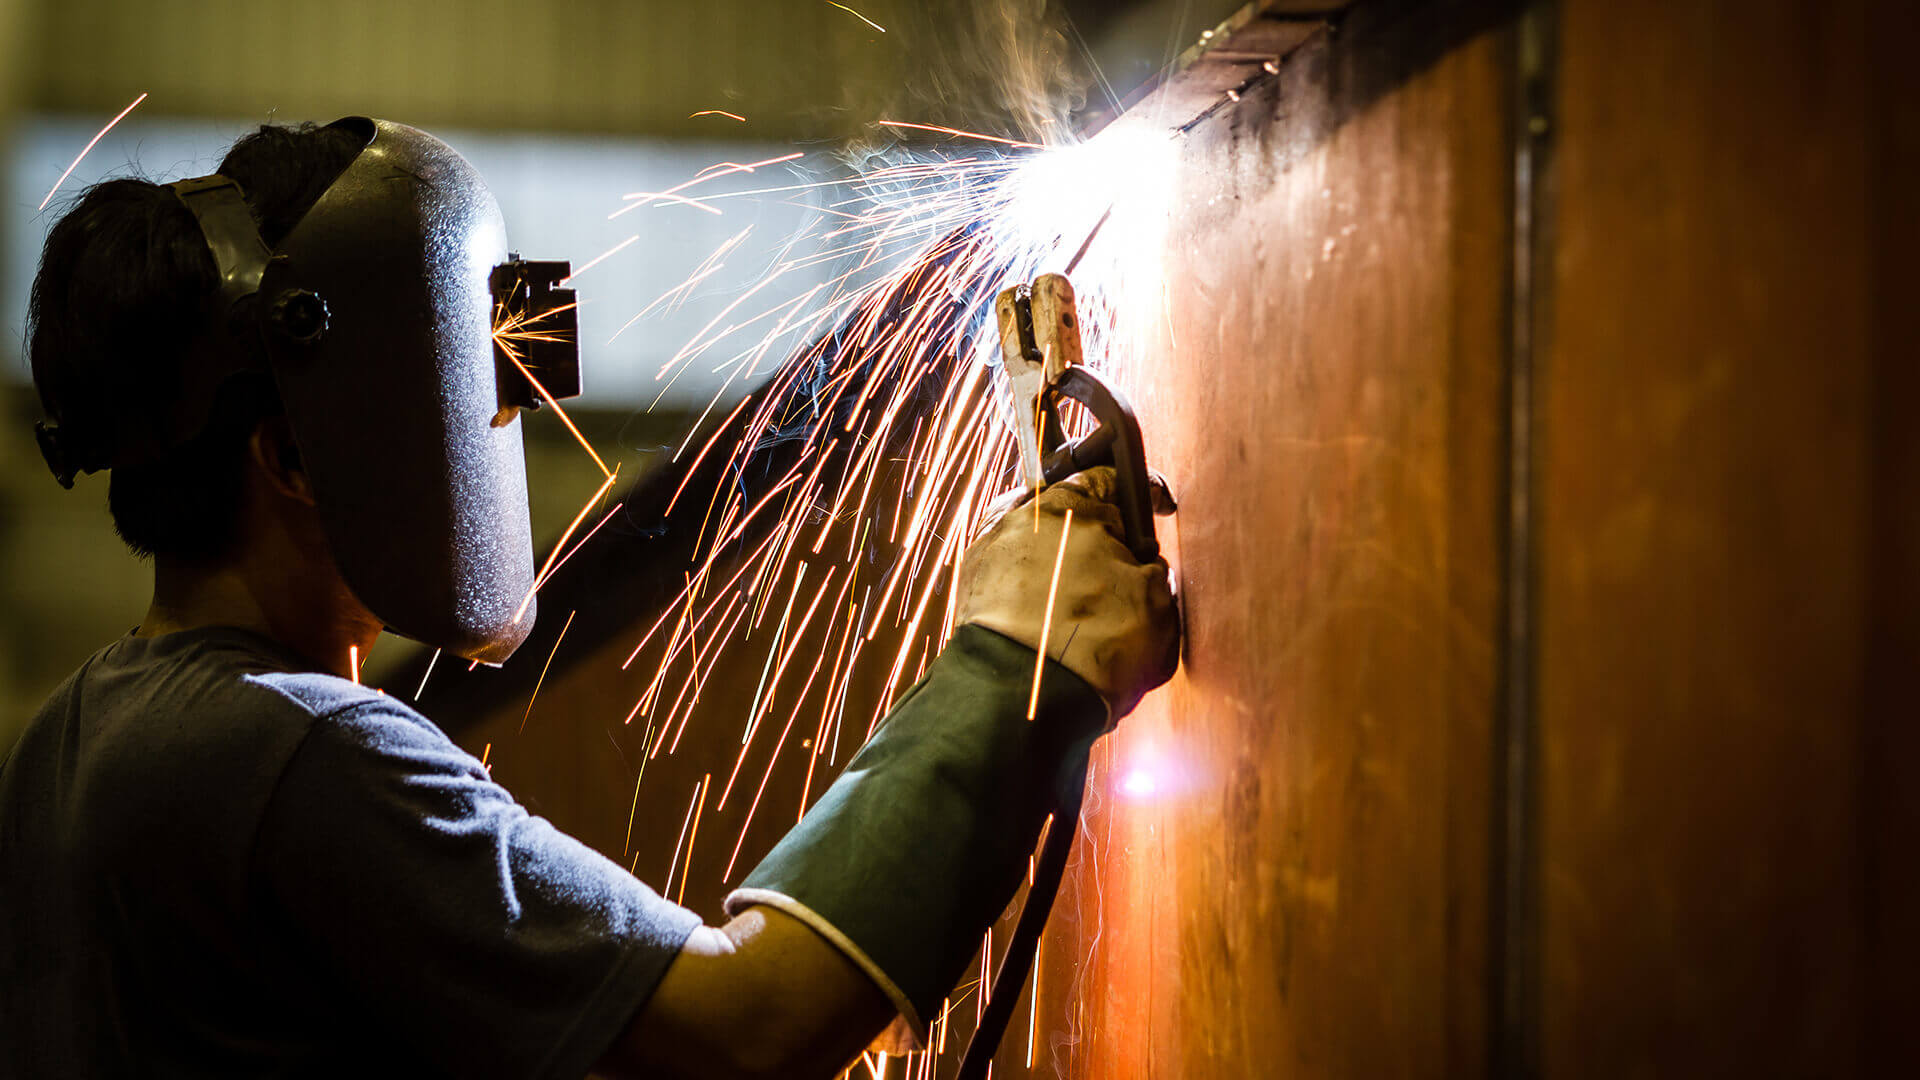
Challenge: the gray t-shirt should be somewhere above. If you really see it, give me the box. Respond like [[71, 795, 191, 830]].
[[0, 627, 701, 1078]]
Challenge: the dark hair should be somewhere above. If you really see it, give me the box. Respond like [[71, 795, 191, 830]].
[[26, 122, 365, 561]]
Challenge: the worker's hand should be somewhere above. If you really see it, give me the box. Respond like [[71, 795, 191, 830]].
[[956, 466, 1179, 722]]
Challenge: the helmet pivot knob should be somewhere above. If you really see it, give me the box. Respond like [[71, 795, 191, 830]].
[[270, 289, 330, 344]]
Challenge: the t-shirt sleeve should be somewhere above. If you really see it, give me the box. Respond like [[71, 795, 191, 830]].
[[251, 697, 701, 1079]]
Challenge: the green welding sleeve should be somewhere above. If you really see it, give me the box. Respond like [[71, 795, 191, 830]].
[[723, 623, 1104, 1044]]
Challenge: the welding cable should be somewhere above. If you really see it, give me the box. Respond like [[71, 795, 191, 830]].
[[954, 765, 1086, 1080]]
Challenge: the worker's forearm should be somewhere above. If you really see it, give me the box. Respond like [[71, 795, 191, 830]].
[[602, 907, 892, 1080], [603, 627, 1104, 1076], [724, 624, 1106, 1039]]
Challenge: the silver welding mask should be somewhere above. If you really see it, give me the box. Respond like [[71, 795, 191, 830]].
[[34, 117, 583, 664]]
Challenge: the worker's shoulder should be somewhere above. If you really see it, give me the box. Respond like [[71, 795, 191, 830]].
[[99, 628, 435, 757], [245, 669, 454, 755], [5, 632, 439, 882], [118, 628, 403, 724], [245, 669, 420, 724]]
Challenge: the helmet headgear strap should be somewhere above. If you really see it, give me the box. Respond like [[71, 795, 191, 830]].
[[168, 175, 274, 311]]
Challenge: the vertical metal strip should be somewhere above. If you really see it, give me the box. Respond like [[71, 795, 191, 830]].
[[1497, 1, 1557, 1077]]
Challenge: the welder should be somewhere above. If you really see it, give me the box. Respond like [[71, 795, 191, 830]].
[[0, 118, 1178, 1077]]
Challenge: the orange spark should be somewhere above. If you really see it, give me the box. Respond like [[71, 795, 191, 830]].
[[622, 520, 779, 672], [660, 776, 700, 896], [689, 109, 748, 122], [513, 466, 620, 624], [981, 927, 993, 1007], [1028, 507, 1074, 720], [414, 647, 441, 700], [612, 190, 723, 216], [562, 234, 639, 283], [875, 120, 1041, 150], [825, 0, 886, 32], [612, 261, 727, 344], [722, 564, 843, 874], [519, 608, 576, 733], [677, 773, 710, 905], [535, 501, 624, 589], [665, 395, 756, 514], [1027, 941, 1041, 1067], [611, 153, 804, 220], [689, 151, 806, 183], [666, 596, 754, 755], [40, 92, 148, 211]]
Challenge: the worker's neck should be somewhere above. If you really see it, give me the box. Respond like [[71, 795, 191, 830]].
[[138, 548, 380, 680]]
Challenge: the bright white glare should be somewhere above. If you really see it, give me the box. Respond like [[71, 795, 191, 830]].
[[1120, 768, 1159, 798], [990, 123, 1177, 264], [965, 120, 1179, 442]]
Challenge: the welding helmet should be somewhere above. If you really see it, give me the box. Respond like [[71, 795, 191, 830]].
[[32, 117, 582, 664]]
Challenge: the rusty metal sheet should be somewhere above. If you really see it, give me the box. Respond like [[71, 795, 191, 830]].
[[1540, 0, 1873, 1074], [1027, 12, 1514, 1077]]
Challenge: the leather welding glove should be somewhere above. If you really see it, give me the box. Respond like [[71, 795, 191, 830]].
[[956, 466, 1180, 724], [726, 467, 1179, 1047]]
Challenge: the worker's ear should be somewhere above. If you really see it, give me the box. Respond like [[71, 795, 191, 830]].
[[247, 416, 316, 506]]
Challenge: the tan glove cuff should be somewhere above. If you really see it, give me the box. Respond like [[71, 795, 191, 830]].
[[959, 611, 1119, 726]]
